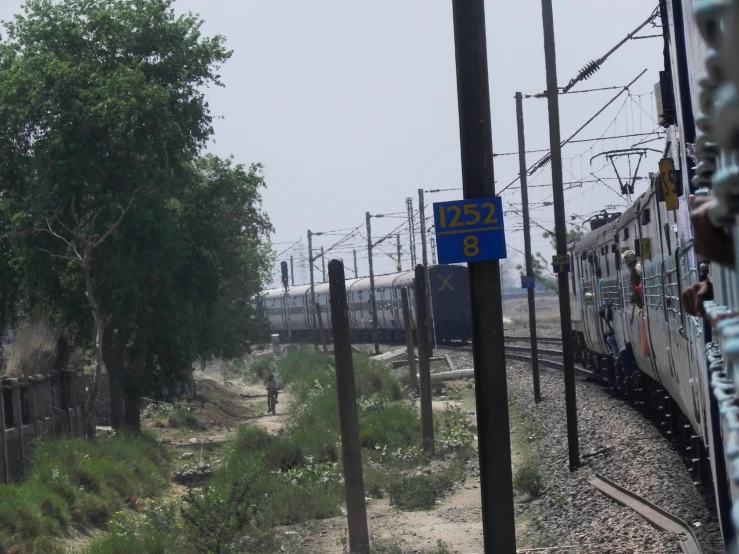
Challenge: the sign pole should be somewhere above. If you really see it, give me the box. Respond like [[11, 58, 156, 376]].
[[516, 92, 542, 403], [450, 1, 516, 551], [540, 0, 580, 472], [308, 230, 319, 351]]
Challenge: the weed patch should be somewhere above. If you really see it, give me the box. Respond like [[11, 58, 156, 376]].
[[387, 463, 465, 510], [167, 408, 206, 430]]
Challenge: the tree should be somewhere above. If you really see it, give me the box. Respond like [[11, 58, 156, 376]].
[[0, 0, 275, 433], [542, 227, 584, 249]]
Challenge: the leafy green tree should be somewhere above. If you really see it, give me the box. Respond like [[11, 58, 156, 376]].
[[0, 0, 272, 432], [515, 253, 558, 293], [542, 227, 584, 249]]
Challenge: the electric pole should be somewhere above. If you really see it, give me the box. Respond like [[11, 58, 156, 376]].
[[321, 246, 326, 283], [431, 238, 437, 266], [307, 230, 319, 351], [452, 0, 516, 551], [353, 249, 358, 277], [540, 0, 580, 471], [396, 234, 402, 272], [406, 197, 417, 266], [365, 212, 380, 355], [418, 189, 436, 349], [516, 92, 542, 404], [290, 255, 295, 286]]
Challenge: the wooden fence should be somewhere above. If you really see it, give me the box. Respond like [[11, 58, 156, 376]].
[[0, 370, 86, 483]]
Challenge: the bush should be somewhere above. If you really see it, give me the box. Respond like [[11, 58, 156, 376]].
[[167, 408, 206, 430], [387, 464, 464, 510], [5, 319, 60, 378], [360, 404, 419, 449], [514, 463, 543, 497], [263, 439, 303, 472], [230, 425, 272, 458]]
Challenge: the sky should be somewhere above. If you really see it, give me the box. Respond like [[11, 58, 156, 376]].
[[0, 0, 666, 289]]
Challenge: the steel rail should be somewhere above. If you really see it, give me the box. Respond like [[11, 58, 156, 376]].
[[590, 474, 702, 554]]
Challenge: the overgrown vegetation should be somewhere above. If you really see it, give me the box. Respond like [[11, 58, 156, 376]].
[[78, 347, 474, 553], [4, 320, 60, 378], [0, 433, 168, 552]]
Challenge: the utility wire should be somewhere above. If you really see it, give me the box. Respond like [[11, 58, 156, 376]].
[[498, 69, 649, 196]]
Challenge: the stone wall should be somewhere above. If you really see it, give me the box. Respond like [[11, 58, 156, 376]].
[[0, 370, 85, 482]]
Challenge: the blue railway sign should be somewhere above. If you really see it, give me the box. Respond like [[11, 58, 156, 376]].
[[551, 254, 570, 274], [433, 197, 506, 264], [521, 275, 535, 289]]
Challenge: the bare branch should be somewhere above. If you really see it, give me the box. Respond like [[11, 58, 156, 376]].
[[34, 247, 81, 264]]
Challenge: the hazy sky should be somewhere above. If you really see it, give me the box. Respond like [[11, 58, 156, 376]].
[[0, 1, 665, 287]]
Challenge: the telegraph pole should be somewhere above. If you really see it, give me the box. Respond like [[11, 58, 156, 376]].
[[418, 189, 436, 349], [321, 246, 326, 283], [452, 1, 516, 551], [290, 255, 295, 286], [516, 92, 542, 404], [396, 234, 402, 272], [353, 249, 358, 277], [541, 0, 580, 471], [307, 230, 319, 351], [365, 212, 380, 355]]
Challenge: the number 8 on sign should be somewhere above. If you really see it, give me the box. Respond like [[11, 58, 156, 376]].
[[463, 236, 479, 257]]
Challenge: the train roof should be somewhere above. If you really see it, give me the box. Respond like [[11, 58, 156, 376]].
[[572, 180, 657, 254]]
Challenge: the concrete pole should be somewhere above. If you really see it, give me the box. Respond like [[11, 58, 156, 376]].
[[365, 212, 380, 355], [328, 260, 370, 554], [516, 92, 542, 403], [540, 0, 580, 472], [401, 288, 419, 391]]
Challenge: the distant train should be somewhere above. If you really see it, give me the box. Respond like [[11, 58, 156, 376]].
[[259, 264, 471, 344]]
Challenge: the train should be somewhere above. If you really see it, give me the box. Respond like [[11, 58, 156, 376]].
[[259, 264, 471, 344], [571, 0, 739, 550], [260, 0, 739, 550]]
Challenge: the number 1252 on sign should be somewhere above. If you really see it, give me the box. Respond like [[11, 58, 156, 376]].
[[433, 197, 507, 264]]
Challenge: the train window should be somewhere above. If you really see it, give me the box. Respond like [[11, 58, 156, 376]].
[[581, 252, 587, 261], [634, 239, 641, 257], [605, 254, 610, 276], [623, 228, 629, 240], [641, 209, 651, 225], [611, 244, 618, 253]]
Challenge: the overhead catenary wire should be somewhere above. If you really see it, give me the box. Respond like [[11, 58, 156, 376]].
[[498, 69, 649, 196]]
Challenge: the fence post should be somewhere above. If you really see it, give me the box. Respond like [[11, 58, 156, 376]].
[[414, 265, 434, 452], [401, 288, 419, 392], [316, 303, 329, 353], [328, 259, 370, 554], [11, 380, 24, 473], [29, 376, 39, 438], [0, 384, 8, 484], [48, 375, 57, 438]]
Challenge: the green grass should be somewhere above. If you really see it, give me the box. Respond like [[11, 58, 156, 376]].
[[0, 432, 169, 553], [81, 346, 472, 553]]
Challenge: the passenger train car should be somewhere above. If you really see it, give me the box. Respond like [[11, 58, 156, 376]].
[[260, 264, 471, 344], [569, 0, 739, 550]]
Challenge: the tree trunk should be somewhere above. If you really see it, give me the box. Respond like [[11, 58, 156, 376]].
[[83, 314, 105, 439], [124, 330, 148, 432], [103, 344, 125, 429]]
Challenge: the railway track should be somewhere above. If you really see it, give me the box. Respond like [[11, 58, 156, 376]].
[[591, 474, 703, 554]]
